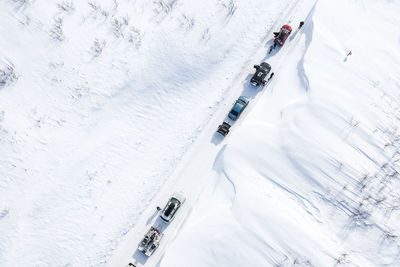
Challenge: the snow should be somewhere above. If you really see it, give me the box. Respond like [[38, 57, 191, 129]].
[[155, 0, 400, 266], [1, 0, 400, 266], [0, 0, 290, 266]]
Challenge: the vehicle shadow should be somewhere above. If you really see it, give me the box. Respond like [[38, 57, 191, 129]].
[[152, 217, 168, 231], [262, 43, 281, 62], [146, 210, 159, 226], [239, 74, 264, 100], [289, 28, 300, 41], [131, 250, 148, 266], [211, 131, 226, 145]]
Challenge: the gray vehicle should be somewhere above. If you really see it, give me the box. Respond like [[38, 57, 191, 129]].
[[137, 226, 162, 256], [160, 192, 185, 222]]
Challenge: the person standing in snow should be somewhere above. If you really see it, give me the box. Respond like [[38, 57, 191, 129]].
[[299, 21, 304, 29], [156, 206, 161, 212], [268, 72, 274, 81]]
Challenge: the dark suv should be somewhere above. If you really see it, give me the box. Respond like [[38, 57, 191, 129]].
[[250, 62, 271, 86]]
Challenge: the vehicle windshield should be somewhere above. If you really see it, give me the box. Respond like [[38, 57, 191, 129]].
[[238, 99, 247, 105], [164, 203, 176, 216], [171, 197, 181, 205], [260, 63, 270, 71], [230, 109, 239, 116]]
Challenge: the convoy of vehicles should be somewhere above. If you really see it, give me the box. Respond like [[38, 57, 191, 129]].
[[137, 192, 185, 258], [217, 22, 305, 137], [135, 21, 304, 262]]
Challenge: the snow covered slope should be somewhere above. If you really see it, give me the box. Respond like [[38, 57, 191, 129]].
[[2, 0, 400, 266], [157, 0, 400, 266], [0, 0, 292, 266]]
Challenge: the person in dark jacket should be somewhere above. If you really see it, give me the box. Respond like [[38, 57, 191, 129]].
[[268, 72, 274, 81]]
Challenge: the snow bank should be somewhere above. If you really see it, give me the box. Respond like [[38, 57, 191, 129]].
[[160, 0, 400, 266]]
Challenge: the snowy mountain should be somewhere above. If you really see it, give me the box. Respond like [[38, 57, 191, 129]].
[[1, 0, 400, 266]]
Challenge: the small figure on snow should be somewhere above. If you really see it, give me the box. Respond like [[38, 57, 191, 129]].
[[344, 50, 352, 62], [299, 21, 304, 29], [268, 46, 273, 54], [128, 263, 136, 267], [268, 72, 274, 81], [156, 206, 161, 211]]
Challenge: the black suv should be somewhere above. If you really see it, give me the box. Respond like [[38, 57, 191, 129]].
[[250, 62, 271, 86]]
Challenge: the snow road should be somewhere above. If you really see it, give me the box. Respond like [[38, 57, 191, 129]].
[[2, 0, 400, 266], [159, 0, 400, 266], [108, 0, 317, 266]]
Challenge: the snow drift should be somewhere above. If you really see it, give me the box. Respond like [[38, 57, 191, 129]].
[[159, 0, 400, 266]]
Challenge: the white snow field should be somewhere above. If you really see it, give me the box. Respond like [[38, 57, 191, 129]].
[[1, 0, 400, 266], [0, 0, 290, 266]]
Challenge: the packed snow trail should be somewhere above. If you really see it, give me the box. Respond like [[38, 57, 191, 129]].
[[159, 0, 400, 266], [108, 0, 317, 266]]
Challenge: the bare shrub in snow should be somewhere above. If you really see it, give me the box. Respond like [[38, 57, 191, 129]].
[[88, 0, 99, 11], [111, 15, 129, 38], [334, 253, 350, 265], [0, 63, 18, 88], [0, 208, 9, 219], [88, 0, 110, 19], [180, 14, 194, 30], [100, 9, 110, 18], [127, 27, 143, 48], [57, 1, 75, 14], [201, 28, 211, 42], [382, 228, 397, 241], [109, 14, 143, 47], [92, 39, 106, 57], [349, 202, 371, 226], [50, 17, 65, 41], [218, 0, 237, 22], [10, 0, 31, 7], [15, 13, 31, 26], [153, 0, 178, 15]]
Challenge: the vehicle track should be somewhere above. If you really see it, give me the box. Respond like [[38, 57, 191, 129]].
[[107, 0, 317, 266]]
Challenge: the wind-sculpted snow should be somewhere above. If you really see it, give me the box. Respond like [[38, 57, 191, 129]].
[[2, 0, 400, 266], [159, 0, 400, 266]]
